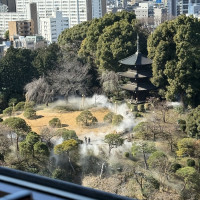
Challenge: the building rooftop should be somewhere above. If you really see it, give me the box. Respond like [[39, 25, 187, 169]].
[[120, 82, 156, 91], [119, 52, 152, 66], [118, 69, 152, 78]]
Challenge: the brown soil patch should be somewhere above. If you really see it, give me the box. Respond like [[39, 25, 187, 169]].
[[17, 108, 110, 136]]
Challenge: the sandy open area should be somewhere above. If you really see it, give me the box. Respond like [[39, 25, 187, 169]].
[[16, 108, 111, 136]]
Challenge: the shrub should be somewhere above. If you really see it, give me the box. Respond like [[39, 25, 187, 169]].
[[133, 122, 146, 132], [0, 118, 3, 122], [144, 103, 151, 111], [124, 152, 129, 158], [112, 114, 123, 126], [128, 104, 137, 112], [135, 112, 143, 118], [52, 168, 67, 180], [3, 107, 13, 116], [177, 119, 186, 132], [137, 104, 145, 112], [57, 128, 78, 141], [170, 163, 182, 173], [146, 176, 160, 189], [76, 110, 97, 126], [133, 122, 148, 139], [187, 159, 195, 167], [103, 112, 114, 123], [24, 101, 35, 109], [24, 108, 36, 119], [14, 101, 25, 111], [0, 153, 4, 161], [8, 98, 18, 107], [132, 105, 138, 112], [49, 118, 62, 128], [53, 105, 76, 112], [174, 106, 184, 114]]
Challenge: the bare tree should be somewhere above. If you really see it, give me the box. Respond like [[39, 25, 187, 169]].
[[0, 124, 12, 160], [40, 126, 58, 149], [24, 77, 53, 105], [48, 48, 94, 98], [101, 71, 119, 95], [154, 101, 169, 123], [25, 47, 96, 103]]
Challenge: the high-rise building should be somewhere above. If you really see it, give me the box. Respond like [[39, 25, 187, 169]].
[[26, 2, 38, 34], [16, 0, 107, 28], [188, 0, 200, 16], [40, 11, 68, 43], [0, 12, 27, 37], [178, 0, 200, 14], [16, 0, 29, 13], [167, 0, 178, 17]]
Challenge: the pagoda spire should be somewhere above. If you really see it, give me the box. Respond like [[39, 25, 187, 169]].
[[137, 34, 140, 53]]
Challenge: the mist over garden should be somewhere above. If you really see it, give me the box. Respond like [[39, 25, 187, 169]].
[[1, 11, 200, 199]]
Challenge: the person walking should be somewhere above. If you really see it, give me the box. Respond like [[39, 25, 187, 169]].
[[84, 136, 87, 144]]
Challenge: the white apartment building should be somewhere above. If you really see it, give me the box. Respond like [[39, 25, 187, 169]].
[[16, 0, 29, 13], [154, 7, 167, 25], [134, 2, 154, 19], [16, 0, 107, 28], [0, 12, 27, 37], [40, 11, 68, 43], [13, 35, 47, 49], [179, 0, 200, 14]]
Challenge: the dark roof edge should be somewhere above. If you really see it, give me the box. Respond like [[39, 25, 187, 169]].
[[118, 53, 137, 64], [0, 167, 135, 200]]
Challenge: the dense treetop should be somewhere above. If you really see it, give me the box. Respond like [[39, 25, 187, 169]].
[[148, 15, 200, 106], [186, 105, 200, 139], [58, 21, 92, 47], [0, 43, 60, 111], [59, 11, 148, 72], [0, 47, 36, 96]]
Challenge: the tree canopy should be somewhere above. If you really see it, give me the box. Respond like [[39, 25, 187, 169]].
[[79, 11, 147, 72], [0, 47, 37, 97], [186, 105, 200, 138], [176, 138, 196, 157], [33, 43, 61, 76], [58, 21, 92, 48], [54, 139, 79, 172], [104, 133, 124, 154], [76, 110, 97, 126], [58, 11, 148, 72], [176, 167, 200, 198], [132, 141, 156, 169], [95, 19, 147, 71], [148, 15, 200, 106], [58, 129, 78, 141], [3, 117, 31, 150], [3, 117, 31, 134]]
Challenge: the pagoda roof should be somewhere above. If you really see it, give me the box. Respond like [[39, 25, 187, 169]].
[[119, 82, 156, 91], [118, 70, 152, 78], [119, 52, 152, 66]]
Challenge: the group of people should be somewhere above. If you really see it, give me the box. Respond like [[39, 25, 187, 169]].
[[84, 136, 91, 144]]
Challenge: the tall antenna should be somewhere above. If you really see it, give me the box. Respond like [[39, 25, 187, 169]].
[[137, 34, 140, 53]]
